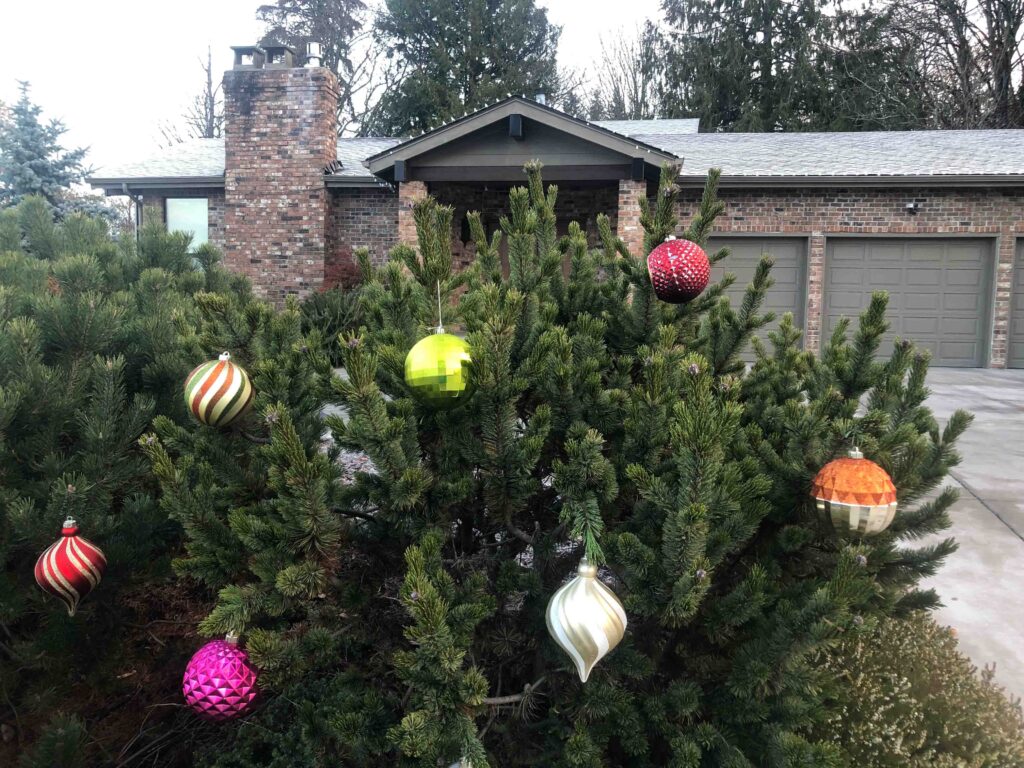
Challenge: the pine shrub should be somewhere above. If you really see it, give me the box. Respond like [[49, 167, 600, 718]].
[[143, 165, 975, 767], [816, 613, 1024, 766], [0, 199, 248, 757]]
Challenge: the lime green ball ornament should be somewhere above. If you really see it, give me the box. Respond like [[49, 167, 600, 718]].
[[404, 329, 472, 404]]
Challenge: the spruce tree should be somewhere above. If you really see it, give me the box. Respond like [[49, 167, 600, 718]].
[[0, 83, 90, 212], [145, 164, 968, 767]]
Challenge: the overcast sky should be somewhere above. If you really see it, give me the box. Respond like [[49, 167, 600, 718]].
[[2, 0, 662, 174]]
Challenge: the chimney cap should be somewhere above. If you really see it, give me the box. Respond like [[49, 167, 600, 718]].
[[263, 43, 297, 68], [231, 44, 266, 70], [262, 43, 297, 55]]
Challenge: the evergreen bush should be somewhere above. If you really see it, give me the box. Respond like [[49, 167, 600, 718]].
[[816, 613, 1024, 766], [141, 165, 978, 767], [0, 199, 247, 759]]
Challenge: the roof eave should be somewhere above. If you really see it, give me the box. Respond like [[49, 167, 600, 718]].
[[678, 173, 1024, 188], [89, 175, 225, 195]]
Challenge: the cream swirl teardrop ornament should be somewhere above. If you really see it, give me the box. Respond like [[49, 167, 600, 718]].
[[546, 559, 627, 682]]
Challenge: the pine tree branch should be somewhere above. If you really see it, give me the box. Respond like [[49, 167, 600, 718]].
[[481, 675, 547, 706]]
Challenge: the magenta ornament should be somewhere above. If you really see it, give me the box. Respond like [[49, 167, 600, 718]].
[[182, 633, 259, 721]]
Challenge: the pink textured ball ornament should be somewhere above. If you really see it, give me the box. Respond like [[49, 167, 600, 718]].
[[182, 633, 260, 721], [646, 236, 711, 303]]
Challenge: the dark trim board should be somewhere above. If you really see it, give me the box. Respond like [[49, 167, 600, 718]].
[[408, 164, 639, 182]]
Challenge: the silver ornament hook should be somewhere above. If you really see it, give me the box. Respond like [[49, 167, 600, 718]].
[[434, 280, 445, 334]]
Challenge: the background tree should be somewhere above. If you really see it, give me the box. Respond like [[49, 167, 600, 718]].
[[587, 26, 663, 120], [159, 47, 224, 146], [257, 0, 399, 135], [886, 0, 1024, 128], [365, 0, 564, 135], [0, 82, 90, 212]]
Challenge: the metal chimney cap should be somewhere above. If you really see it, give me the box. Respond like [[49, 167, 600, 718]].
[[231, 44, 266, 70], [305, 41, 324, 68], [534, 92, 547, 106]]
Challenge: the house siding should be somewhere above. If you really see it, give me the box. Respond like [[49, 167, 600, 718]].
[[676, 186, 1023, 366]]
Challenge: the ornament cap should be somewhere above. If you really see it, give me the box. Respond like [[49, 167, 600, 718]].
[[665, 234, 677, 242], [577, 558, 598, 578], [218, 351, 231, 361], [433, 324, 446, 335], [61, 516, 77, 533], [224, 631, 240, 645], [848, 446, 864, 460]]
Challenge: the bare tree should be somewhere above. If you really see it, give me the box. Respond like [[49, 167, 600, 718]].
[[159, 47, 224, 146], [889, 0, 1024, 127], [588, 26, 663, 120]]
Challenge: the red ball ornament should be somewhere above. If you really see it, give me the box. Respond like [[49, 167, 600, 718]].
[[34, 517, 107, 616], [183, 633, 260, 721], [646, 236, 711, 303]]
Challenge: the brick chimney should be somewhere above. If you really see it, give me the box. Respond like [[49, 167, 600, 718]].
[[223, 43, 338, 304]]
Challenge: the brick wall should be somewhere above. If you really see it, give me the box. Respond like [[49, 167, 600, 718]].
[[675, 185, 1024, 366], [430, 181, 619, 271], [617, 179, 647, 257], [223, 67, 338, 305], [325, 186, 399, 287]]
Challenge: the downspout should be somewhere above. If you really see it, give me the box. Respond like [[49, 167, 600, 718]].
[[121, 183, 142, 246]]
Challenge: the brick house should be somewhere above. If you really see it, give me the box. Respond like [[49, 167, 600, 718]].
[[89, 44, 1024, 368]]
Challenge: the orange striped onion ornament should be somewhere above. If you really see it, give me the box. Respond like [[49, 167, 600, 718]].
[[184, 352, 254, 428], [34, 518, 107, 616]]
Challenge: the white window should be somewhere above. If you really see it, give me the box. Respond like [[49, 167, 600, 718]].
[[165, 198, 209, 249]]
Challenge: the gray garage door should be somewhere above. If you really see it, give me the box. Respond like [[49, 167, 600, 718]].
[[824, 238, 992, 367], [709, 237, 807, 357], [1010, 242, 1024, 368]]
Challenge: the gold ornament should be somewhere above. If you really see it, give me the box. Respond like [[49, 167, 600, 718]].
[[811, 447, 898, 535], [546, 559, 627, 682]]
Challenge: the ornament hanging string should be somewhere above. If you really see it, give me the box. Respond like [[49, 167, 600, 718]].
[[435, 280, 444, 334]]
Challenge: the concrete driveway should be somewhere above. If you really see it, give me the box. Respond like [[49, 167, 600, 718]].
[[921, 368, 1024, 699]]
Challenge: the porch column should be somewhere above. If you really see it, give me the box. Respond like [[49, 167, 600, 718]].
[[398, 180, 428, 247], [804, 232, 826, 354], [616, 179, 646, 256]]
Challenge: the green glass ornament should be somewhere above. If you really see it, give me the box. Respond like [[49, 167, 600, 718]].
[[404, 329, 472, 404]]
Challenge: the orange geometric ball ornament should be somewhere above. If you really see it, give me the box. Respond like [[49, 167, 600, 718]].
[[646, 236, 711, 303], [34, 518, 107, 616], [811, 447, 898, 535]]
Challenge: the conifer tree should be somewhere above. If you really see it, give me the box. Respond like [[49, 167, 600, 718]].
[[0, 83, 91, 213], [145, 164, 968, 767], [0, 199, 246, 758]]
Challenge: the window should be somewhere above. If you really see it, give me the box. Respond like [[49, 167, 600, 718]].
[[165, 198, 209, 249]]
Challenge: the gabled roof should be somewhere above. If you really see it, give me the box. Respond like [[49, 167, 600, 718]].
[[87, 101, 1024, 194], [362, 97, 680, 175]]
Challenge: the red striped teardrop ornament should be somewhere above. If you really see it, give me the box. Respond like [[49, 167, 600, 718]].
[[34, 518, 107, 616], [184, 352, 254, 428]]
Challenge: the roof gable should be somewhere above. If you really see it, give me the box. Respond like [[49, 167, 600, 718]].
[[364, 97, 679, 180]]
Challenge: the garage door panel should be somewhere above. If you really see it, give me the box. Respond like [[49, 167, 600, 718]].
[[709, 237, 807, 360], [824, 238, 992, 367]]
